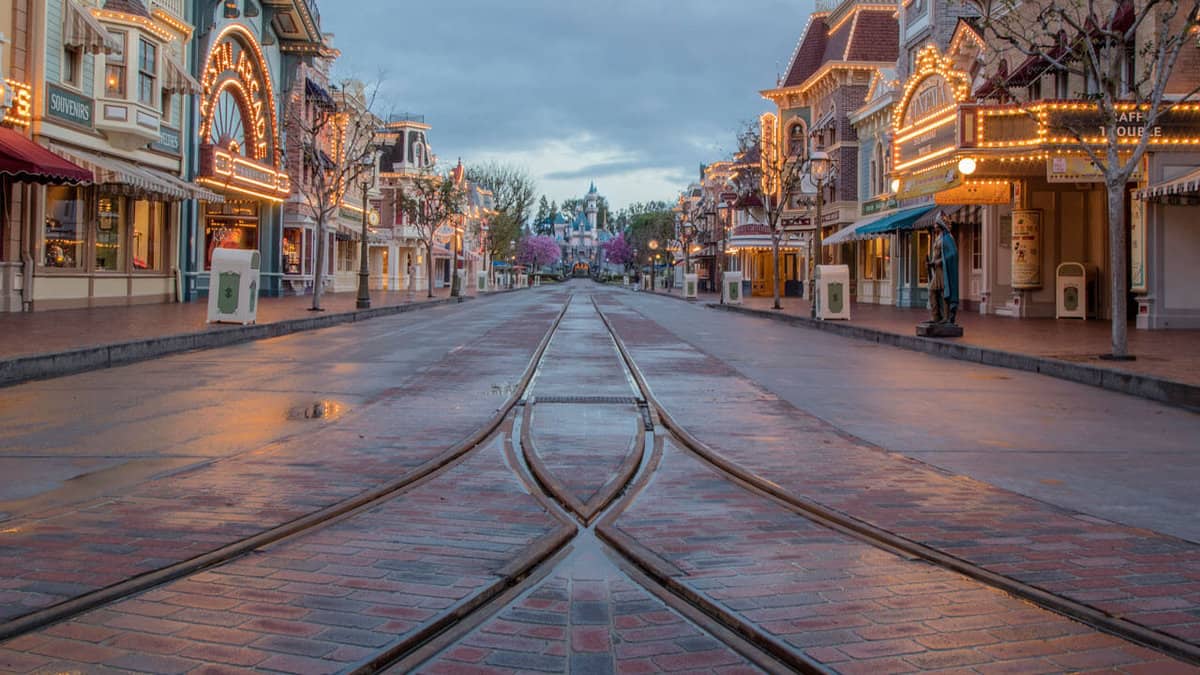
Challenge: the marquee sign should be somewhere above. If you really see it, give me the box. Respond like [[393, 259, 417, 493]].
[[197, 24, 290, 201], [965, 102, 1200, 151], [892, 45, 971, 174]]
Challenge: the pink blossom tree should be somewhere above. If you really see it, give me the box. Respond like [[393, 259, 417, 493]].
[[517, 235, 561, 283], [601, 233, 636, 274]]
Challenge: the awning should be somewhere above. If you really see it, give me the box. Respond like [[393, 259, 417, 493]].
[[1138, 166, 1200, 202], [824, 208, 905, 245], [64, 0, 120, 54], [847, 205, 938, 241], [162, 52, 201, 95], [0, 128, 92, 184], [305, 78, 336, 109], [49, 145, 223, 203]]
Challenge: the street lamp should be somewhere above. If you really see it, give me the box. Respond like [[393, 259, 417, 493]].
[[648, 238, 659, 291], [679, 219, 697, 275], [806, 150, 836, 319], [356, 150, 380, 309]]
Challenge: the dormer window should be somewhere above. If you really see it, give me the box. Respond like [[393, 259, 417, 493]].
[[105, 31, 127, 97], [138, 39, 157, 106]]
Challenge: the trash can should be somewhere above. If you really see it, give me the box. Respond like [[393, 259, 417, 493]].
[[622, 275, 629, 287], [684, 273, 698, 299], [723, 271, 742, 304], [477, 270, 488, 292], [1055, 262, 1098, 319], [207, 248, 260, 325], [815, 265, 850, 320]]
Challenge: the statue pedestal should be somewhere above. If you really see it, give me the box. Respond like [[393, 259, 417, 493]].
[[917, 322, 964, 338]]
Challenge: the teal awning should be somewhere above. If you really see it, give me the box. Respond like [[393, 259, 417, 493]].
[[858, 205, 937, 238]]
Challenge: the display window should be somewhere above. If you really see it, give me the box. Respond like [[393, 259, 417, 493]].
[[132, 200, 166, 272], [917, 230, 931, 286], [96, 195, 127, 271], [863, 238, 890, 280], [283, 227, 303, 275], [43, 186, 86, 268], [205, 217, 258, 269]]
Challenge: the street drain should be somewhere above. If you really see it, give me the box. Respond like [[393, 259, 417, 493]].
[[289, 400, 346, 421]]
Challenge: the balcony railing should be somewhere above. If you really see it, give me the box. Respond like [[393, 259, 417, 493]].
[[149, 0, 186, 21], [389, 113, 426, 124]]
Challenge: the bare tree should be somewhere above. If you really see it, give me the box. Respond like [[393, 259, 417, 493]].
[[286, 74, 381, 311], [978, 0, 1200, 357], [397, 168, 468, 298], [465, 161, 538, 228], [742, 113, 810, 310]]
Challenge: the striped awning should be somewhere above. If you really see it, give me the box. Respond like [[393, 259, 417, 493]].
[[162, 52, 201, 95], [1137, 166, 1200, 202], [64, 1, 120, 54], [49, 145, 224, 203]]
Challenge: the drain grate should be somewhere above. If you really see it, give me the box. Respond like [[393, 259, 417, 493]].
[[533, 395, 642, 405]]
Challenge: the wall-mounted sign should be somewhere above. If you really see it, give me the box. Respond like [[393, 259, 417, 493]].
[[897, 166, 962, 200], [893, 45, 971, 173], [45, 83, 93, 129], [152, 126, 182, 155], [862, 195, 898, 216], [935, 181, 1010, 205], [896, 119, 958, 170], [1046, 155, 1143, 183], [1129, 191, 1147, 293], [1011, 209, 1042, 289]]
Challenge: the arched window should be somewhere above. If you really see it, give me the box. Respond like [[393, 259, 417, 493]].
[[788, 120, 808, 159]]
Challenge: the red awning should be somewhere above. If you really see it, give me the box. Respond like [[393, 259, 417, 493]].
[[0, 128, 92, 185]]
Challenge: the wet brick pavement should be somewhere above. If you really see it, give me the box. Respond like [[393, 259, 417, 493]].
[[599, 292, 1200, 650], [528, 404, 641, 519], [414, 540, 761, 675], [608, 439, 1188, 673], [0, 294, 567, 624], [0, 435, 566, 674]]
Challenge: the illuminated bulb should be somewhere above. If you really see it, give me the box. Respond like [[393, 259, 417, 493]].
[[891, 178, 901, 192], [958, 158, 977, 175]]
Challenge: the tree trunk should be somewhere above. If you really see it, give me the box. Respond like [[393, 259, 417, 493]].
[[771, 232, 782, 310], [426, 242, 435, 298], [1107, 180, 1129, 357], [311, 216, 326, 311]]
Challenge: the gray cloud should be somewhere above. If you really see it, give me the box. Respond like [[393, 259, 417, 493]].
[[322, 0, 813, 209]]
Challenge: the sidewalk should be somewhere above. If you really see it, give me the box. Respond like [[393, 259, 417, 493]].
[[637, 286, 1200, 406], [0, 286, 531, 386]]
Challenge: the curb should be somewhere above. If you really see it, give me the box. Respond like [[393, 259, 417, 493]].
[[706, 303, 1199, 413], [0, 291, 534, 388]]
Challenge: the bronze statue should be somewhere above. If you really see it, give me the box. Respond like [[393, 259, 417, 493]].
[[918, 211, 963, 337]]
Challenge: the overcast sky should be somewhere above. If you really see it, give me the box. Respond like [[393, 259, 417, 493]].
[[321, 1, 814, 212]]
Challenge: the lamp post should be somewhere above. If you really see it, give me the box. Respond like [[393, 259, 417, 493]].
[[679, 220, 697, 275], [806, 151, 836, 319], [648, 238, 659, 292], [356, 152, 380, 309]]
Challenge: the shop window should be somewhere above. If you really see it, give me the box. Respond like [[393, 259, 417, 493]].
[[43, 186, 86, 268], [917, 230, 931, 285], [96, 195, 126, 271], [204, 218, 258, 269], [132, 200, 166, 272], [138, 39, 157, 106], [105, 31, 127, 98], [338, 240, 357, 272], [971, 226, 983, 271], [63, 46, 82, 87], [863, 237, 890, 280], [283, 228, 303, 275]]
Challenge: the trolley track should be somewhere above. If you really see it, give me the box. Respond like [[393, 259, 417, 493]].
[[4, 286, 1194, 673], [0, 295, 573, 645], [591, 291, 1200, 669]]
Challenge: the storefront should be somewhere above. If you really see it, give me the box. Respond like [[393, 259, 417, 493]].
[[20, 0, 208, 310], [191, 23, 290, 298]]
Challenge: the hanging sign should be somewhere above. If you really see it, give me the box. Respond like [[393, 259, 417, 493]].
[[897, 166, 962, 200], [1011, 209, 1042, 289]]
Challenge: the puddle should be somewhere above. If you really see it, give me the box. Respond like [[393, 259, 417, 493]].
[[288, 400, 347, 421]]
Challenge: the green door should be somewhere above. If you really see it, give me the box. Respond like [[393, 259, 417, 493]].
[[828, 282, 844, 314], [217, 271, 241, 314], [1063, 286, 1079, 312]]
